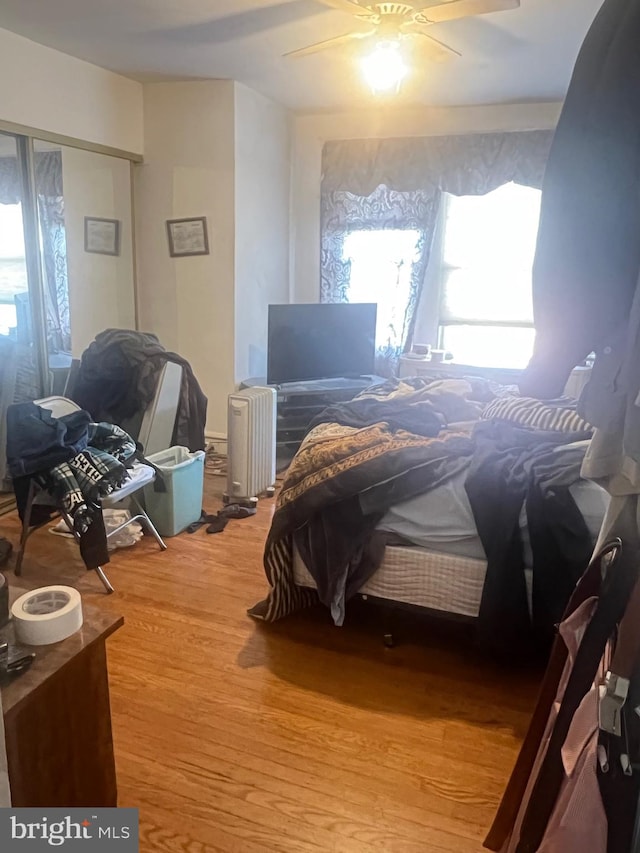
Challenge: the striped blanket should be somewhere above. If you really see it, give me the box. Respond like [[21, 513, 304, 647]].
[[481, 395, 592, 433]]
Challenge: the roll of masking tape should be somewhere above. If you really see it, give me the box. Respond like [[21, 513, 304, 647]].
[[11, 586, 83, 646]]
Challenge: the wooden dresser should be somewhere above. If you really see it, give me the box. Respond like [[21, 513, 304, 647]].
[[1, 587, 123, 807]]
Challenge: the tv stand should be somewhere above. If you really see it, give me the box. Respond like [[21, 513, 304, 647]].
[[241, 375, 386, 464]]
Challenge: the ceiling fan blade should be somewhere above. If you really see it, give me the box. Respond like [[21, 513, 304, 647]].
[[418, 0, 520, 24], [410, 30, 462, 61], [312, 0, 377, 18], [284, 30, 375, 58]]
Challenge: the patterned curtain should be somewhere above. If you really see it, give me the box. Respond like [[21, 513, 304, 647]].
[[0, 151, 69, 351], [320, 131, 553, 373], [38, 193, 70, 352], [321, 185, 440, 375], [322, 130, 553, 196]]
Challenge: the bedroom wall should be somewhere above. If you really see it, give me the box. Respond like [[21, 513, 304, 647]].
[[135, 81, 237, 436], [137, 80, 291, 436], [290, 101, 563, 304], [234, 84, 291, 384], [0, 26, 143, 154]]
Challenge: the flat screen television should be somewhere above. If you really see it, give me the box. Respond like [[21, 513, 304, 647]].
[[267, 303, 377, 385]]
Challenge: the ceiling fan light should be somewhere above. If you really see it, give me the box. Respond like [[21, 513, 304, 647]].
[[360, 40, 408, 94]]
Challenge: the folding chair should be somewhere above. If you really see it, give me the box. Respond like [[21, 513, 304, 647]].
[[13, 396, 167, 593]]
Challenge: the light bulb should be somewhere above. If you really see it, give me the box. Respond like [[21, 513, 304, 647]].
[[360, 40, 408, 94]]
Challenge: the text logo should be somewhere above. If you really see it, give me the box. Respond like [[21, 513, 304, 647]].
[[0, 808, 138, 851]]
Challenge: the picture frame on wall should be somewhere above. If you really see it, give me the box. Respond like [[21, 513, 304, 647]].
[[84, 217, 121, 256], [166, 216, 210, 257]]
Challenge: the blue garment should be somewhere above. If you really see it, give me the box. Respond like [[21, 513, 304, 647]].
[[6, 402, 90, 478]]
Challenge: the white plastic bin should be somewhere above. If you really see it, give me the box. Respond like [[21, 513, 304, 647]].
[[143, 446, 205, 536]]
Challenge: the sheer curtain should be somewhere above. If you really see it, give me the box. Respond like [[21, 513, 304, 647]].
[[320, 130, 553, 371], [37, 191, 69, 352]]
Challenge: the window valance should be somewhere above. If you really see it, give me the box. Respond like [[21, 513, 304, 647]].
[[321, 130, 554, 197]]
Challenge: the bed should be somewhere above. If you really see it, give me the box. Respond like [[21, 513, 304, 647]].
[[293, 474, 608, 620], [250, 376, 607, 652]]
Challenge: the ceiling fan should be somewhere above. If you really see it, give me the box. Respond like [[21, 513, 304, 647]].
[[284, 0, 520, 60]]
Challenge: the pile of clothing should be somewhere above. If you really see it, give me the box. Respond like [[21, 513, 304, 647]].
[[71, 328, 208, 452], [6, 401, 138, 570]]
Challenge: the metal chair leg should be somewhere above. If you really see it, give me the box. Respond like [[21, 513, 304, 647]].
[[14, 534, 27, 576], [131, 496, 167, 551], [16, 487, 158, 594], [94, 566, 114, 594], [15, 479, 38, 577]]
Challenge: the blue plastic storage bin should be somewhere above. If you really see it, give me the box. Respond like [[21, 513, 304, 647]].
[[143, 446, 205, 536]]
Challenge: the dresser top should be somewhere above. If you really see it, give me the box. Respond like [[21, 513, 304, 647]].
[[1, 584, 123, 716]]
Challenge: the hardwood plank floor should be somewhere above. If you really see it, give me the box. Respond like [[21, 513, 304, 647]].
[[0, 473, 540, 852], [0, 491, 15, 516]]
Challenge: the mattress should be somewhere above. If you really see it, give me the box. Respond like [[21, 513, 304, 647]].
[[293, 543, 489, 618]]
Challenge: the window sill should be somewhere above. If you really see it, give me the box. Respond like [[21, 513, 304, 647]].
[[398, 357, 522, 386]]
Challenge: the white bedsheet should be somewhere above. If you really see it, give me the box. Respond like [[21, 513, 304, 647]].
[[376, 470, 482, 557]]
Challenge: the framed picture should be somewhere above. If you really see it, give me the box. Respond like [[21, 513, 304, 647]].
[[84, 217, 120, 256], [166, 216, 210, 257]]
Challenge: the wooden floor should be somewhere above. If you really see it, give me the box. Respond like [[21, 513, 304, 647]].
[[0, 474, 540, 853], [0, 491, 15, 516]]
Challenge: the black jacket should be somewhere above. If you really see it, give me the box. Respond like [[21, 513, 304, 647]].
[[72, 329, 208, 452], [465, 422, 594, 656], [520, 0, 640, 399]]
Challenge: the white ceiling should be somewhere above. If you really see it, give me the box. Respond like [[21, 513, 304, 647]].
[[0, 0, 602, 111]]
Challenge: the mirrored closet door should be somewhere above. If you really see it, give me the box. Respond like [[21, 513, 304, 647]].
[[0, 131, 137, 498], [0, 132, 41, 495], [32, 141, 136, 387]]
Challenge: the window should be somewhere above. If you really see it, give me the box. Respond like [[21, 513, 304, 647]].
[[437, 182, 542, 369], [342, 228, 422, 350]]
